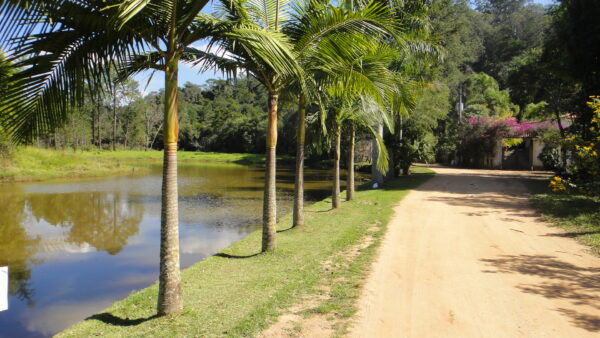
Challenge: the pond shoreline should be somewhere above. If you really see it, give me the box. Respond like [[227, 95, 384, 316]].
[[57, 168, 434, 337], [1, 161, 346, 337], [0, 147, 280, 183]]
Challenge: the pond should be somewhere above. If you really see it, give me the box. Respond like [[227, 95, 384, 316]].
[[0, 163, 353, 337]]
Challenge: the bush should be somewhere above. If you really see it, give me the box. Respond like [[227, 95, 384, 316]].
[[550, 97, 600, 196], [538, 129, 563, 171]]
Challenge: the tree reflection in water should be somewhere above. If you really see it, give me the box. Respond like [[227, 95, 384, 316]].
[[0, 189, 40, 306], [27, 192, 144, 255], [0, 190, 144, 307]]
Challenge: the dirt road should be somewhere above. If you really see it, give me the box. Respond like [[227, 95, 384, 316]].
[[350, 167, 600, 338]]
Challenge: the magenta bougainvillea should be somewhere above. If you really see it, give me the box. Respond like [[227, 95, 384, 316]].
[[457, 117, 558, 167], [466, 117, 557, 138]]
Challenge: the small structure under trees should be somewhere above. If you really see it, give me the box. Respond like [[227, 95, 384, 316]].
[[457, 117, 566, 170]]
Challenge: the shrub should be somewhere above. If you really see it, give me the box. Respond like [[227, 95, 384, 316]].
[[551, 97, 600, 196]]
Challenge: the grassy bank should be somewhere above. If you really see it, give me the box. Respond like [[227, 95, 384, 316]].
[[0, 147, 268, 182], [531, 192, 600, 254], [58, 167, 434, 337]]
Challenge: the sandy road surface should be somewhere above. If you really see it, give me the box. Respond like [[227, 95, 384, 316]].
[[350, 167, 600, 338]]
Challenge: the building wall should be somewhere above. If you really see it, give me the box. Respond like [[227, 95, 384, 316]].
[[531, 139, 545, 170]]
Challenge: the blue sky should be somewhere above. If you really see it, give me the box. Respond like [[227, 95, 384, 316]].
[[133, 0, 557, 95]]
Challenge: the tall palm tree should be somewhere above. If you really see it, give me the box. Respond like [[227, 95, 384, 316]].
[[213, 0, 397, 236], [0, 0, 295, 315], [282, 0, 398, 225], [206, 0, 303, 252], [369, 0, 442, 183], [315, 36, 397, 208]]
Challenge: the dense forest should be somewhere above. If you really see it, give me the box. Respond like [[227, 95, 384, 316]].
[[3, 0, 594, 173]]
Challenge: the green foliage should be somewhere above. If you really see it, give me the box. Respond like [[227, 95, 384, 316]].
[[549, 0, 600, 100], [389, 82, 450, 174], [531, 193, 600, 254], [464, 72, 519, 117], [522, 101, 549, 121], [429, 0, 486, 88], [538, 129, 563, 170], [0, 130, 11, 159], [502, 137, 522, 147], [0, 148, 270, 182], [474, 0, 549, 87], [178, 78, 269, 153], [546, 98, 600, 198]]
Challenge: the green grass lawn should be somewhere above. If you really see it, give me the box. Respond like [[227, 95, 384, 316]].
[[57, 167, 434, 338], [0, 147, 270, 182], [531, 192, 600, 254]]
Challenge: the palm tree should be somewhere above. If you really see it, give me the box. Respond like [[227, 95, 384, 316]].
[[0, 0, 294, 315], [369, 0, 442, 183], [0, 53, 12, 104], [283, 0, 398, 225], [205, 0, 303, 252], [314, 36, 397, 208]]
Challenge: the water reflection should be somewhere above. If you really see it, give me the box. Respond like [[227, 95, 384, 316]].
[[28, 192, 143, 255], [0, 189, 40, 307], [0, 163, 349, 338]]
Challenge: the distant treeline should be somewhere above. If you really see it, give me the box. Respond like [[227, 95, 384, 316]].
[[36, 77, 316, 156]]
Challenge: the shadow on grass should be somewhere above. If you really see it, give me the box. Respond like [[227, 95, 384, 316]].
[[379, 172, 436, 192], [306, 209, 332, 213], [543, 231, 600, 238], [531, 194, 600, 220], [277, 226, 295, 233], [214, 252, 260, 259], [86, 313, 158, 327]]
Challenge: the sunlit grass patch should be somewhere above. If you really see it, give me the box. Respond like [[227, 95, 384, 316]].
[[531, 193, 600, 254], [0, 147, 274, 182]]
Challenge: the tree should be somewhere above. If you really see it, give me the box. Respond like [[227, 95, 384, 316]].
[[0, 0, 290, 316], [141, 91, 165, 150], [203, 0, 304, 252], [389, 82, 450, 175], [107, 75, 141, 150], [282, 0, 398, 225], [464, 72, 519, 117], [316, 35, 398, 208], [429, 0, 485, 89], [474, 0, 549, 85], [544, 0, 600, 137]]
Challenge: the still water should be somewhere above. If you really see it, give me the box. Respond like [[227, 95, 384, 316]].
[[0, 163, 345, 337]]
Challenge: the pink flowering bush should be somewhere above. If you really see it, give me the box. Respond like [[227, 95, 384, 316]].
[[458, 116, 556, 166]]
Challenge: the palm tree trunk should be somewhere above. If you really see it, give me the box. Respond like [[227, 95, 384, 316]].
[[262, 91, 278, 252], [97, 101, 102, 148], [112, 89, 117, 151], [293, 94, 306, 228], [332, 123, 341, 209], [157, 56, 183, 316], [371, 124, 384, 185], [91, 104, 96, 147], [346, 122, 355, 201]]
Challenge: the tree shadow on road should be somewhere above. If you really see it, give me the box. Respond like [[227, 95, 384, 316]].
[[481, 254, 600, 332]]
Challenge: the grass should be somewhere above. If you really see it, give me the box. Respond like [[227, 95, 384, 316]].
[[57, 167, 434, 338], [0, 147, 272, 182], [531, 191, 600, 254]]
